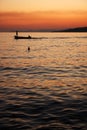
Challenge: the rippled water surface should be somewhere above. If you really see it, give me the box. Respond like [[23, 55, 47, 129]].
[[0, 32, 87, 129]]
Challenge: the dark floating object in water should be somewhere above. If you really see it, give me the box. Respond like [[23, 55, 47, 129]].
[[14, 31, 31, 40], [28, 46, 30, 51]]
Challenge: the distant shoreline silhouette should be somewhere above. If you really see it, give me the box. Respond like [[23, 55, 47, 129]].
[[52, 27, 87, 32]]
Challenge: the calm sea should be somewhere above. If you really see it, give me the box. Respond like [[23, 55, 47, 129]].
[[0, 32, 87, 130]]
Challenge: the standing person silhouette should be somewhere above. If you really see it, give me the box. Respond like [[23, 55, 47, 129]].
[[16, 31, 18, 36]]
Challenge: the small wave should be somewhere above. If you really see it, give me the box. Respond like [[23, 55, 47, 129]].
[[0, 66, 21, 71], [32, 37, 48, 39], [0, 56, 33, 59], [75, 36, 87, 38], [52, 37, 71, 39], [31, 36, 71, 40]]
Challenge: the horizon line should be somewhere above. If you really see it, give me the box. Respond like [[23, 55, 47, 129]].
[[0, 26, 87, 32]]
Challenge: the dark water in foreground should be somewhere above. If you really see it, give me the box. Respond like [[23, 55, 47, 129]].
[[0, 32, 87, 129]]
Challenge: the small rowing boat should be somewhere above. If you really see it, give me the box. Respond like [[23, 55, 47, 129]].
[[14, 35, 31, 39], [14, 31, 31, 40]]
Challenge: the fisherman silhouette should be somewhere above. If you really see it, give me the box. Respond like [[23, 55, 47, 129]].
[[28, 35, 31, 38], [16, 31, 18, 36]]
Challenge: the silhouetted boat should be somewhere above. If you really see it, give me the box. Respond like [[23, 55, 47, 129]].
[[14, 31, 32, 40], [14, 35, 31, 39]]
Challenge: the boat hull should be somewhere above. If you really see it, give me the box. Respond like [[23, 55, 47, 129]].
[[14, 35, 31, 39]]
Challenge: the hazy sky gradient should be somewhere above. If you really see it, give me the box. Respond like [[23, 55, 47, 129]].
[[0, 0, 87, 31], [0, 0, 87, 12]]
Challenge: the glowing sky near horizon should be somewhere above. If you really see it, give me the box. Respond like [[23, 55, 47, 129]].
[[0, 0, 87, 31]]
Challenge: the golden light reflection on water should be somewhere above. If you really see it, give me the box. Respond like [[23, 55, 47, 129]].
[[0, 32, 87, 130], [0, 32, 87, 88]]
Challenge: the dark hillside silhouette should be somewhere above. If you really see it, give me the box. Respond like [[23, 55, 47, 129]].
[[53, 27, 87, 32]]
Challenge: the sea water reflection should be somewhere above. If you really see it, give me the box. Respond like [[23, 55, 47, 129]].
[[0, 32, 87, 129]]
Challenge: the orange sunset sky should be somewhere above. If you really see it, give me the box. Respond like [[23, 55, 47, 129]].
[[0, 0, 87, 31]]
